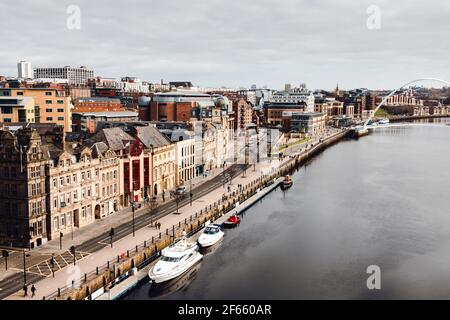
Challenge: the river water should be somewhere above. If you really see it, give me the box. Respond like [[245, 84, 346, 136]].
[[124, 119, 450, 300]]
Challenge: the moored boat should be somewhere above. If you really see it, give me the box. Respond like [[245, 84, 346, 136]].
[[198, 224, 224, 248], [280, 175, 293, 190], [149, 232, 203, 284], [223, 214, 241, 228]]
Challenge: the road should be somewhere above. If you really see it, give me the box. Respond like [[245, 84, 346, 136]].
[[0, 164, 247, 299]]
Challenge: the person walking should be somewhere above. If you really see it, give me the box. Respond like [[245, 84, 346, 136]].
[[23, 284, 28, 297], [31, 284, 36, 298]]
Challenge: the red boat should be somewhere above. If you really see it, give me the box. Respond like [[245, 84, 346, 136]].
[[223, 214, 241, 227]]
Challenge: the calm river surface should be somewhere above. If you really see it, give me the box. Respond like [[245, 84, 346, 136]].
[[124, 119, 450, 300]]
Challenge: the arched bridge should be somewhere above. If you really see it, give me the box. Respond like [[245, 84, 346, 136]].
[[363, 78, 450, 128]]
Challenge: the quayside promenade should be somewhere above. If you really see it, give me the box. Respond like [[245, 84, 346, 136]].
[[3, 128, 347, 300]]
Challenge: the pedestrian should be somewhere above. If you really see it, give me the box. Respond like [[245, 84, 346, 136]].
[[23, 284, 28, 297], [31, 284, 36, 298]]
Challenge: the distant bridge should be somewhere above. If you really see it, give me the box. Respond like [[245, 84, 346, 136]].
[[363, 78, 450, 129]]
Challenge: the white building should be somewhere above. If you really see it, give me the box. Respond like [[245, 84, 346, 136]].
[[34, 66, 94, 85], [160, 129, 196, 186], [269, 83, 315, 112], [17, 60, 32, 79]]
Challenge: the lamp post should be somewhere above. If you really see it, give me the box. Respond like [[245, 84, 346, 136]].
[[22, 248, 27, 286], [189, 178, 193, 207], [132, 182, 136, 237]]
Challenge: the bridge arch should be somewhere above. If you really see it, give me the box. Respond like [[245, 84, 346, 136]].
[[364, 78, 450, 128]]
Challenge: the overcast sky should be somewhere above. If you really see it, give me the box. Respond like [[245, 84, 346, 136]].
[[0, 0, 449, 90]]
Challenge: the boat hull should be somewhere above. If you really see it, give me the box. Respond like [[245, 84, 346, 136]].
[[149, 252, 203, 284], [198, 232, 224, 248]]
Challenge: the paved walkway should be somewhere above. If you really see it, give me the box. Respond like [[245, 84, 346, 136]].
[[3, 128, 345, 300], [5, 158, 284, 300]]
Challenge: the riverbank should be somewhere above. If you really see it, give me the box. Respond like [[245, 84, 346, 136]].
[[92, 130, 349, 301], [5, 128, 348, 300]]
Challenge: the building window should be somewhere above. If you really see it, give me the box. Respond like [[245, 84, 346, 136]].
[[57, 100, 64, 104], [46, 117, 53, 121], [45, 92, 52, 96], [3, 118, 11, 122], [45, 100, 52, 104], [57, 117, 64, 121], [57, 108, 64, 112], [2, 107, 12, 114], [53, 216, 59, 230], [46, 109, 52, 112], [67, 212, 71, 225], [61, 214, 65, 226], [17, 92, 24, 96]]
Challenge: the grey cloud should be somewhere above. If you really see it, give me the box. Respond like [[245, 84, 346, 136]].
[[0, 0, 449, 90]]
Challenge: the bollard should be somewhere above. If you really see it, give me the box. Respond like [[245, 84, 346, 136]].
[[96, 267, 99, 275], [159, 232, 161, 239], [107, 261, 110, 269], [117, 256, 119, 263], [127, 250, 130, 258], [144, 241, 147, 248], [58, 288, 61, 297], [84, 273, 87, 282], [136, 245, 138, 253]]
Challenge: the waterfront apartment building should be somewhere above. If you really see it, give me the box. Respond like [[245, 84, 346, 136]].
[[0, 96, 35, 123], [34, 66, 94, 85], [269, 84, 315, 112], [133, 125, 176, 199], [46, 142, 121, 240], [233, 98, 254, 130], [281, 112, 326, 135], [146, 91, 216, 122], [0, 128, 49, 248], [0, 87, 73, 132], [161, 129, 196, 186], [315, 99, 344, 120]]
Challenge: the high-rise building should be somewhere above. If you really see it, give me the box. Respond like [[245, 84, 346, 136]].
[[17, 60, 32, 79], [34, 66, 94, 85]]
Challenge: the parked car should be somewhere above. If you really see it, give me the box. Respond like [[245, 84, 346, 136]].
[[175, 186, 187, 195]]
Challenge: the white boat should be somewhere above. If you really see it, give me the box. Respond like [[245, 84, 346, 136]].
[[378, 119, 390, 125], [149, 232, 203, 284], [198, 224, 224, 248]]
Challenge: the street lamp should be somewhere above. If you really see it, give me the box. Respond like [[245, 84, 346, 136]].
[[189, 178, 193, 207], [22, 248, 27, 286], [132, 182, 136, 237]]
